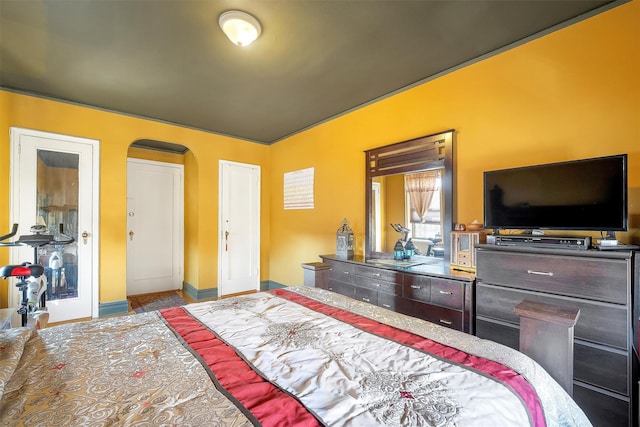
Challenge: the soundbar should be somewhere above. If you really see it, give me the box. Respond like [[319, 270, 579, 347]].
[[493, 235, 591, 250], [597, 244, 640, 251]]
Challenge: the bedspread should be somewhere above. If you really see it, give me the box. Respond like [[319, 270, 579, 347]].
[[0, 286, 591, 426]]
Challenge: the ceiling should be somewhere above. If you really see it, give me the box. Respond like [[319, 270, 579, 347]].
[[0, 0, 620, 146]]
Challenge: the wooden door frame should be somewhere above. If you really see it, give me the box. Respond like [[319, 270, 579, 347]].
[[9, 127, 100, 318]]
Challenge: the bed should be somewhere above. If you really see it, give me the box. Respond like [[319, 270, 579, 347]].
[[0, 286, 591, 426]]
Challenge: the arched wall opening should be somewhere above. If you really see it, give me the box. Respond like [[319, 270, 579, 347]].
[[126, 139, 199, 299]]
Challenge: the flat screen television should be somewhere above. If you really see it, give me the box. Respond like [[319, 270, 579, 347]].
[[483, 154, 628, 232]]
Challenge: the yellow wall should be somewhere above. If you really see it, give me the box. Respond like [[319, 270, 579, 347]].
[[385, 175, 406, 251], [268, 1, 640, 286], [1, 1, 638, 307], [127, 146, 185, 165], [0, 93, 270, 307], [183, 151, 200, 288]]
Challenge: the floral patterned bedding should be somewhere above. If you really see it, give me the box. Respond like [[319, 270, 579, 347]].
[[0, 286, 591, 426]]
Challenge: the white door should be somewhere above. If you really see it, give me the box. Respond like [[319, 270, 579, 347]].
[[10, 127, 99, 323], [126, 159, 184, 295], [218, 160, 260, 296]]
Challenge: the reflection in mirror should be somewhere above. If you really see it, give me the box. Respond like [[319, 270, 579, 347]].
[[365, 130, 454, 261], [37, 150, 79, 301], [371, 169, 444, 257], [406, 169, 443, 255]]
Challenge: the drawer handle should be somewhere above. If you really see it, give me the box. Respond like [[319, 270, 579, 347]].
[[343, 271, 350, 275], [382, 303, 391, 308], [372, 283, 381, 287], [439, 319, 452, 325], [410, 285, 421, 289], [372, 273, 381, 277], [438, 290, 453, 295], [527, 270, 554, 277], [362, 297, 370, 303]]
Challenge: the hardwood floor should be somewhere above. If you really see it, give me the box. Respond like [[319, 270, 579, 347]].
[[46, 289, 259, 327], [178, 289, 257, 303], [137, 289, 257, 305]]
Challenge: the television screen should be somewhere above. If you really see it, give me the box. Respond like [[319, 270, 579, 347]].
[[483, 154, 628, 232]]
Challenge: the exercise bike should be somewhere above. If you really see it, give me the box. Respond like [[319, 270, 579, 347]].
[[0, 223, 74, 328]]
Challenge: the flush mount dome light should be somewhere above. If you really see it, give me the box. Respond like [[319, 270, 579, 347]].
[[219, 10, 262, 47]]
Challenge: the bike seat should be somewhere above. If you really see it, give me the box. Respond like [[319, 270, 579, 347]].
[[0, 263, 45, 279]]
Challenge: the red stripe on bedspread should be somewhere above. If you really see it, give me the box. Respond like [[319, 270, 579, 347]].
[[271, 288, 546, 427], [160, 306, 321, 427]]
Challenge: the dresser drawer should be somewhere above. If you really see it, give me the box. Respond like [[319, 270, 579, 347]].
[[326, 261, 355, 284], [476, 250, 628, 304], [574, 343, 628, 395], [476, 317, 630, 396], [431, 278, 464, 310], [354, 286, 377, 305], [427, 304, 464, 330], [377, 293, 400, 311], [477, 283, 628, 349], [403, 275, 431, 303], [476, 317, 519, 350], [573, 383, 629, 427], [327, 278, 354, 297], [404, 300, 463, 330], [355, 265, 402, 283], [354, 274, 401, 295]]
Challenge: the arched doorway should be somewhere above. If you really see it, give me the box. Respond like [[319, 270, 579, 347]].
[[126, 139, 188, 296]]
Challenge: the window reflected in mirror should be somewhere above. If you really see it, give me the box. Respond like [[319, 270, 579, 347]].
[[371, 168, 444, 257], [406, 170, 442, 242]]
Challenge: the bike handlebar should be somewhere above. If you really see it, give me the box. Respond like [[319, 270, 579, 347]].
[[56, 223, 75, 246], [0, 224, 20, 247], [0, 223, 75, 247]]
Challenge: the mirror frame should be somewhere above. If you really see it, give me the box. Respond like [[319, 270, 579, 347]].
[[364, 129, 455, 260]]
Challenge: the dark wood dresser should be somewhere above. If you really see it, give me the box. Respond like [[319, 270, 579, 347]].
[[318, 255, 475, 333], [475, 245, 639, 427]]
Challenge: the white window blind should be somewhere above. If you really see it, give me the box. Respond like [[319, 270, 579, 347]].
[[284, 167, 314, 210]]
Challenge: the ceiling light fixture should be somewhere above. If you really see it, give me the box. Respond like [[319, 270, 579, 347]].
[[219, 10, 261, 47]]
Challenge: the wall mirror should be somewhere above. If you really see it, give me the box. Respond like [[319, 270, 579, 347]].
[[365, 130, 455, 262]]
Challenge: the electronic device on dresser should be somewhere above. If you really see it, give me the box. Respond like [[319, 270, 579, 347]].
[[483, 154, 628, 237], [492, 234, 591, 250]]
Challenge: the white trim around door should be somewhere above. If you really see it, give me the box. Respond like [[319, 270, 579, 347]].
[[10, 127, 100, 321], [218, 160, 260, 297]]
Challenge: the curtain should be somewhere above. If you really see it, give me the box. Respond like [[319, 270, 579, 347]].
[[406, 171, 440, 223]]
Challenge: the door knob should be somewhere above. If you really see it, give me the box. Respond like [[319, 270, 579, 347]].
[[129, 230, 134, 241], [82, 231, 89, 245]]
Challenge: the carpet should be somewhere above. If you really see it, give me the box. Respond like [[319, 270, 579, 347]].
[[129, 291, 188, 313]]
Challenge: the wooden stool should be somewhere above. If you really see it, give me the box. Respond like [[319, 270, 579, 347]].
[[515, 299, 580, 396]]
